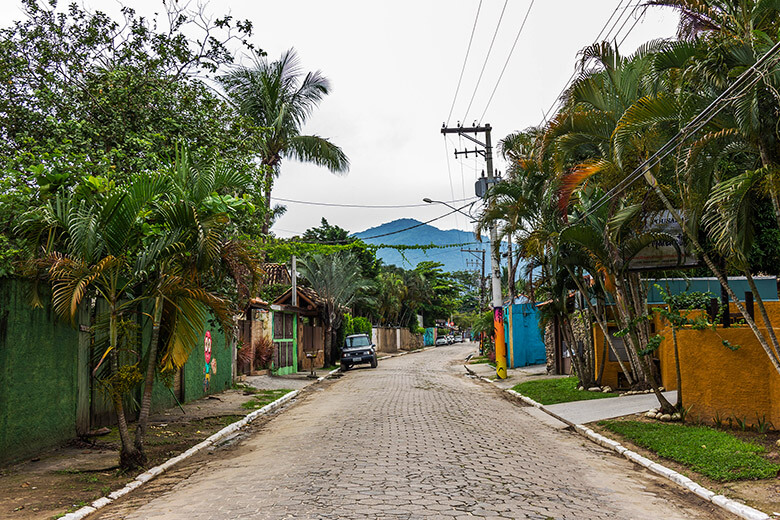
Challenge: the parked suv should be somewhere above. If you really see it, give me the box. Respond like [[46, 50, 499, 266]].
[[341, 334, 378, 371]]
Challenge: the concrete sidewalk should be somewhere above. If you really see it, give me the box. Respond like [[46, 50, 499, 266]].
[[464, 349, 677, 424], [465, 357, 558, 389], [546, 390, 678, 424], [245, 368, 335, 391]]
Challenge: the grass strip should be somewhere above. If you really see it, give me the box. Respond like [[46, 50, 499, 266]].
[[512, 376, 617, 405], [600, 420, 780, 481], [240, 389, 293, 410]]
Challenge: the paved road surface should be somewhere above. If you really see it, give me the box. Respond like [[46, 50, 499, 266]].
[[96, 343, 729, 519]]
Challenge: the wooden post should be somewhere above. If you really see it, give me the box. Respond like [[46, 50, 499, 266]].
[[76, 303, 91, 436], [709, 298, 719, 323], [746, 291, 754, 321]]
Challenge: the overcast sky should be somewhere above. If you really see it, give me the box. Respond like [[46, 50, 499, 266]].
[[2, 1, 680, 238]]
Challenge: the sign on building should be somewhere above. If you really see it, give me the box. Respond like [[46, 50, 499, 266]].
[[628, 210, 698, 270]]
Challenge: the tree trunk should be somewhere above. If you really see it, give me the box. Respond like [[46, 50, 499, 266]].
[[562, 316, 593, 387], [134, 296, 164, 456], [261, 167, 274, 235], [672, 327, 682, 409], [611, 279, 647, 383], [597, 329, 608, 386], [324, 324, 333, 367], [110, 306, 144, 470], [567, 267, 634, 386]]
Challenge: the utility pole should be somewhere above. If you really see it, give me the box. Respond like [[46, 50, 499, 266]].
[[462, 247, 487, 355], [442, 123, 507, 379], [461, 248, 486, 310], [291, 255, 298, 307]]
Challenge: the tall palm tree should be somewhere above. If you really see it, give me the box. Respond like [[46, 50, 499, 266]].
[[20, 178, 167, 469], [219, 49, 349, 234], [298, 251, 371, 365], [133, 150, 258, 457]]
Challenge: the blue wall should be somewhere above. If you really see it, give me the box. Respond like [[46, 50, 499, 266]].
[[644, 277, 778, 303], [503, 303, 546, 368]]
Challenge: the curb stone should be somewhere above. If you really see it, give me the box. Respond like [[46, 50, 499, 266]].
[[59, 369, 342, 520], [471, 370, 771, 520], [378, 346, 435, 361]]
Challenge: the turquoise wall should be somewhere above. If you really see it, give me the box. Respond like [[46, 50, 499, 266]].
[[503, 303, 546, 368]]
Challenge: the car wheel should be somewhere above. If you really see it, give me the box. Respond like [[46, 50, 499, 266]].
[[370, 356, 377, 368], [340, 362, 349, 372]]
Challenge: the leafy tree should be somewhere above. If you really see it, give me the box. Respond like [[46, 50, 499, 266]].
[[18, 151, 258, 469], [298, 251, 371, 365], [219, 49, 349, 235], [302, 218, 351, 243], [0, 0, 259, 273], [413, 261, 461, 326]]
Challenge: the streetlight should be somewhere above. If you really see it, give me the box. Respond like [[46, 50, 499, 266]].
[[422, 198, 477, 222]]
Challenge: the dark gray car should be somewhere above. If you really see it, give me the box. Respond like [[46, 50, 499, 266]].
[[341, 334, 378, 371]]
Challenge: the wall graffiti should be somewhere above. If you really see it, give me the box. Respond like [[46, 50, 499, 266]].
[[203, 331, 217, 392]]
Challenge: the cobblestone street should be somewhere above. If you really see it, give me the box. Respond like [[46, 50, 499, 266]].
[[96, 343, 729, 520]]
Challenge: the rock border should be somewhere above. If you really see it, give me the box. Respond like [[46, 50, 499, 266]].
[[468, 369, 771, 520], [61, 367, 341, 520]]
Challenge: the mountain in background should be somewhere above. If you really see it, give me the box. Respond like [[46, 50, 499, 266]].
[[353, 218, 494, 273]]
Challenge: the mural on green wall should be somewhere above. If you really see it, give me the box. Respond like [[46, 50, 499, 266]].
[[204, 331, 216, 392]]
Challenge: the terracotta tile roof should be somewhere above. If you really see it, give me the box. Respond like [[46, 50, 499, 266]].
[[297, 286, 324, 305], [260, 263, 291, 285]]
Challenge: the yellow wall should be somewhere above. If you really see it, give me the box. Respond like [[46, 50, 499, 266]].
[[593, 305, 670, 390], [677, 326, 780, 428], [593, 300, 780, 428]]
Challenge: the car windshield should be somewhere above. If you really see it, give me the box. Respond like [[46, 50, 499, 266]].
[[346, 336, 370, 348]]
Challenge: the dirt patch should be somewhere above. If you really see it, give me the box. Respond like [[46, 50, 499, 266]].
[[92, 380, 335, 520], [590, 414, 780, 515], [0, 388, 286, 520]]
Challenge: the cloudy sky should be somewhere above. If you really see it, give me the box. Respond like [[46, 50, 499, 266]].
[[2, 1, 680, 237]]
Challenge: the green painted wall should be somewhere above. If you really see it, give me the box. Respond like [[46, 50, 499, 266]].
[[183, 325, 232, 401], [0, 278, 235, 464], [0, 279, 80, 463]]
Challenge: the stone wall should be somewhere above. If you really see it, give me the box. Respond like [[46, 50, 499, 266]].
[[372, 326, 423, 353]]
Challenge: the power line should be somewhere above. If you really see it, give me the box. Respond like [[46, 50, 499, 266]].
[[270, 196, 477, 209], [273, 202, 478, 243], [617, 6, 647, 48], [540, 0, 636, 125], [443, 137, 468, 268], [357, 202, 477, 241], [478, 0, 536, 124], [446, 0, 484, 126], [462, 0, 510, 123], [610, 1, 641, 46]]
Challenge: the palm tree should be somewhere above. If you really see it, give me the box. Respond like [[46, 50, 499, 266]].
[[19, 152, 259, 468], [298, 251, 371, 366], [133, 150, 258, 458], [20, 178, 167, 469], [219, 49, 349, 234]]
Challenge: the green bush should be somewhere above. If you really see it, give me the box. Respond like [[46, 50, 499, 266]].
[[352, 316, 372, 335], [342, 313, 372, 337]]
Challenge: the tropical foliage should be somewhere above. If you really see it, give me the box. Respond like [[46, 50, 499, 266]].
[[219, 49, 349, 234], [477, 0, 780, 413]]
